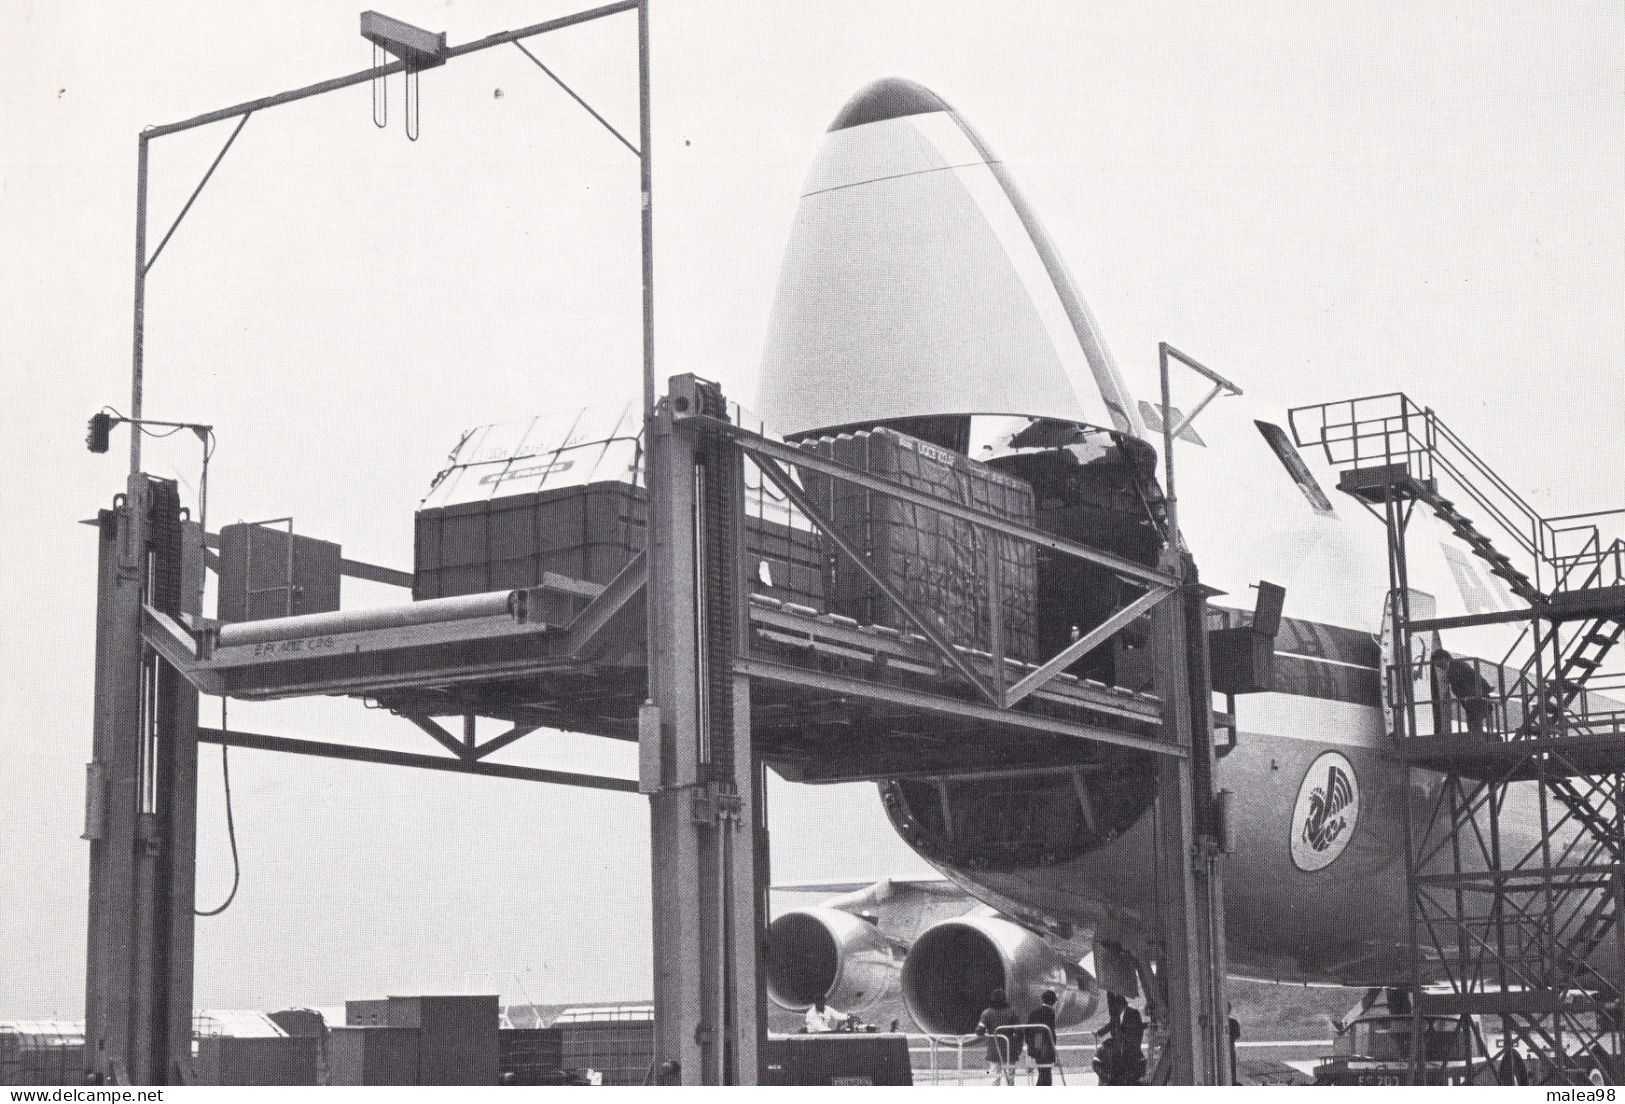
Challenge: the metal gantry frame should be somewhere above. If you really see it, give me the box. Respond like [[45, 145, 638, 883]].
[[1291, 393, 1625, 1085], [90, 2, 650, 1084], [643, 374, 1233, 1084], [88, 4, 1233, 1085]]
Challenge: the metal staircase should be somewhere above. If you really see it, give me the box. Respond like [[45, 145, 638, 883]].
[[1290, 393, 1625, 1085]]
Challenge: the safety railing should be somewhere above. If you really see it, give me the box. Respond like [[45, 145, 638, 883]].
[[1388, 655, 1625, 745], [1289, 394, 1623, 598], [1547, 512, 1625, 594], [913, 1023, 1070, 1086]]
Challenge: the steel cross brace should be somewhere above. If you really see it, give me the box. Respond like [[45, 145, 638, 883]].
[[144, 114, 251, 274], [1004, 585, 1172, 707], [750, 442, 1175, 714], [512, 41, 640, 156], [402, 713, 541, 761], [751, 454, 1001, 705], [682, 413, 1176, 588]]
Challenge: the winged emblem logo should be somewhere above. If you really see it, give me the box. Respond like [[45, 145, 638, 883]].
[[1301, 763, 1354, 853], [1290, 751, 1360, 872]]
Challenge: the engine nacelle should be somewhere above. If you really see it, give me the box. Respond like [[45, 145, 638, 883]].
[[901, 915, 1098, 1036], [766, 907, 905, 1014]]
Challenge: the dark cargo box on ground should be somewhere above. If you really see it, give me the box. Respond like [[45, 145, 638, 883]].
[[414, 482, 826, 611], [797, 427, 1037, 659], [760, 1034, 914, 1086], [385, 994, 499, 1086], [195, 1036, 319, 1086], [216, 521, 342, 623], [0, 1035, 84, 1086], [557, 1018, 655, 1086], [326, 1026, 419, 1086], [498, 1027, 566, 1085]]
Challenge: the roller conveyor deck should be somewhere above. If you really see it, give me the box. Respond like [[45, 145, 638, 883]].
[[147, 569, 1172, 785]]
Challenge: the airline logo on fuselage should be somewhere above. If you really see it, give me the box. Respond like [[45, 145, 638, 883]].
[[1290, 751, 1359, 872]]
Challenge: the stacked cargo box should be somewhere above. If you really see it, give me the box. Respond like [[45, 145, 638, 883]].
[[413, 403, 825, 610], [797, 426, 1037, 660], [327, 1026, 418, 1086], [760, 1034, 914, 1086], [556, 1016, 655, 1086], [497, 1027, 566, 1085], [329, 995, 498, 1085], [195, 1036, 320, 1086]]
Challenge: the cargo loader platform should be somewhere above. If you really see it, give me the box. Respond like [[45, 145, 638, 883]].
[[150, 557, 1170, 784]]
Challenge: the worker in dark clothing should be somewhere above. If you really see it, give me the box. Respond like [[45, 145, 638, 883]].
[[1432, 648, 1494, 736], [1026, 990, 1059, 1085], [1093, 1005, 1147, 1085], [1228, 1015, 1241, 1084], [1495, 1044, 1529, 1085], [975, 989, 1023, 1085]]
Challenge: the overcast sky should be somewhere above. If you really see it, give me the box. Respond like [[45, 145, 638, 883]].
[[3, 1, 1623, 1017]]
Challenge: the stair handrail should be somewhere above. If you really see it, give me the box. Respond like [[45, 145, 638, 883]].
[[1292, 393, 1621, 598], [1500, 531, 1622, 693], [1546, 512, 1625, 593]]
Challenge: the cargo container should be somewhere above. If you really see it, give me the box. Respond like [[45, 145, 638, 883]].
[[326, 1026, 419, 1086], [0, 1022, 83, 1086], [554, 1007, 655, 1086], [195, 1036, 319, 1086], [385, 995, 499, 1086], [414, 404, 825, 610], [797, 426, 1037, 659], [497, 1027, 566, 1085], [216, 522, 342, 623], [760, 1033, 914, 1086]]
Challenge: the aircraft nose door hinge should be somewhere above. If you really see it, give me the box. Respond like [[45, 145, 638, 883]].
[[691, 782, 743, 826]]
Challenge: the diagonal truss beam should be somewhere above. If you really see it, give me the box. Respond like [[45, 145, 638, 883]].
[[713, 422, 1174, 587], [565, 550, 646, 658], [403, 713, 470, 759], [470, 723, 540, 760], [753, 454, 1001, 705], [513, 41, 640, 156], [1004, 586, 1170, 707], [145, 113, 252, 273]]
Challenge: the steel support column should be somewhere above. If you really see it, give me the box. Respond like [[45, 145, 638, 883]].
[[84, 476, 200, 1084], [1147, 547, 1230, 1085], [643, 383, 764, 1085]]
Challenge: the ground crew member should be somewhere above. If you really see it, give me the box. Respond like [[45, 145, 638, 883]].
[[1494, 1044, 1528, 1085], [975, 988, 1023, 1084], [1093, 1006, 1147, 1085], [1432, 648, 1494, 736], [1026, 990, 1059, 1085], [1228, 1014, 1241, 1084], [804, 994, 847, 1033]]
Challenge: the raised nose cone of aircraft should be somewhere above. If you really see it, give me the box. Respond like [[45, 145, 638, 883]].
[[826, 75, 950, 131], [755, 78, 1144, 441]]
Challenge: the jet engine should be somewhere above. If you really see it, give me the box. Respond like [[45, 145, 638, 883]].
[[765, 907, 904, 1014], [900, 916, 1098, 1035]]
